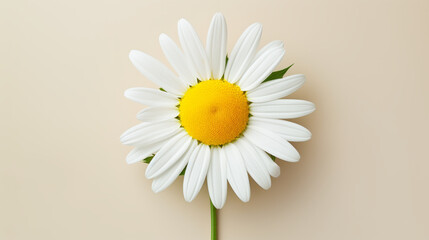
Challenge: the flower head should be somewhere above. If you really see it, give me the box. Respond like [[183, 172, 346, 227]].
[[121, 13, 315, 209]]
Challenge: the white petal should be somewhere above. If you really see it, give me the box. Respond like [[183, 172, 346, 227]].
[[249, 117, 311, 142], [223, 143, 250, 202], [178, 19, 211, 81], [129, 50, 187, 95], [120, 120, 181, 146], [224, 23, 262, 83], [151, 139, 198, 193], [237, 46, 285, 91], [126, 142, 164, 164], [253, 40, 284, 61], [137, 106, 179, 122], [206, 13, 227, 80], [250, 144, 281, 177], [207, 146, 227, 209], [247, 74, 306, 102], [124, 88, 178, 107], [243, 126, 300, 162], [145, 130, 192, 179], [183, 144, 211, 202], [159, 33, 196, 86], [235, 138, 271, 190], [250, 99, 315, 119]]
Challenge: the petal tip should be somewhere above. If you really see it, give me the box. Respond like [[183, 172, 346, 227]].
[[272, 171, 281, 178], [145, 167, 155, 179], [213, 12, 225, 20], [123, 88, 132, 98], [297, 74, 306, 84], [211, 200, 224, 209], [159, 33, 168, 41], [309, 102, 316, 112], [126, 159, 136, 165], [183, 193, 193, 202], [253, 22, 263, 30], [241, 196, 250, 203], [152, 183, 162, 193], [129, 49, 140, 59], [178, 18, 189, 27]]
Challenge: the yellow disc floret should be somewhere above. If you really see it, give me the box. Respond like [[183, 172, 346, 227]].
[[179, 80, 249, 146]]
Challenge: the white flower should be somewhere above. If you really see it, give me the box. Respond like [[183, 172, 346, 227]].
[[121, 13, 315, 209]]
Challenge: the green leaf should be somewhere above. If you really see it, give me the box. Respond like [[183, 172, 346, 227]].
[[142, 155, 154, 164], [262, 64, 294, 83]]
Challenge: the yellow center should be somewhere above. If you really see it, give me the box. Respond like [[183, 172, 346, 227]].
[[179, 80, 249, 146]]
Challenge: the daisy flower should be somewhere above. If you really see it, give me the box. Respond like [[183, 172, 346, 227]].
[[121, 13, 315, 209]]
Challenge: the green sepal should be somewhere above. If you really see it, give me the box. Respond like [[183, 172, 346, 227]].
[[262, 64, 294, 83], [179, 165, 187, 175], [268, 153, 276, 162], [221, 55, 229, 80], [142, 155, 154, 163], [142, 155, 187, 176]]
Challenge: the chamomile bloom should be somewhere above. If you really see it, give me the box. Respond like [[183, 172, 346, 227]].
[[121, 13, 315, 209]]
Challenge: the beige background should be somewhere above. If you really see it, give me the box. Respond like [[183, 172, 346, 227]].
[[1, 0, 429, 239]]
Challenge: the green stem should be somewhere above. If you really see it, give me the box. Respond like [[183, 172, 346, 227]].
[[210, 200, 217, 240]]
